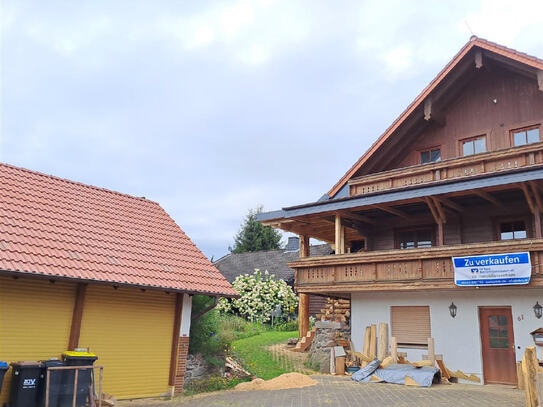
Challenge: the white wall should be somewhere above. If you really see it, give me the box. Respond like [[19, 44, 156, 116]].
[[180, 293, 192, 337], [351, 288, 543, 382]]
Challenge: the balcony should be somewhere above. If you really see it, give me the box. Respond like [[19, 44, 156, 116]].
[[290, 239, 543, 293], [349, 143, 543, 197]]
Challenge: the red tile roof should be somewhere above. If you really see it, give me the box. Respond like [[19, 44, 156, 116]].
[[0, 163, 238, 297]]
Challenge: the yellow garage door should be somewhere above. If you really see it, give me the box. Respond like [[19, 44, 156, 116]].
[[78, 286, 176, 399], [0, 276, 76, 404]]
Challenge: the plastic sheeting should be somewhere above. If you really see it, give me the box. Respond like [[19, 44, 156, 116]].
[[352, 362, 441, 388]]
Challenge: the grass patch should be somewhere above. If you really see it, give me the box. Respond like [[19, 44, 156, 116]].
[[231, 330, 298, 380]]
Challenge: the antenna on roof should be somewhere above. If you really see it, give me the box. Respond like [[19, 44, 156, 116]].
[[464, 20, 475, 37]]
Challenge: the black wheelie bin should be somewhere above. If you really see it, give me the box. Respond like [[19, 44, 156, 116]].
[[38, 358, 65, 407], [9, 361, 43, 407], [58, 351, 97, 407]]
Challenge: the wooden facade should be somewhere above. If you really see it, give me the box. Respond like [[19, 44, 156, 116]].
[[258, 38, 543, 341]]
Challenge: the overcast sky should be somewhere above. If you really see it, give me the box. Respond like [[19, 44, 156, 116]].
[[2, 0, 543, 260]]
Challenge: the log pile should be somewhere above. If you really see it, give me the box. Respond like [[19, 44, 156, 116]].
[[316, 298, 350, 323]]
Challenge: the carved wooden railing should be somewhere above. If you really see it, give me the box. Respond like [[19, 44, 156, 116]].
[[290, 240, 543, 291], [348, 143, 543, 196]]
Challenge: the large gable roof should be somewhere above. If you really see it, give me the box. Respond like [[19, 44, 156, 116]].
[[328, 36, 543, 198], [0, 163, 237, 297]]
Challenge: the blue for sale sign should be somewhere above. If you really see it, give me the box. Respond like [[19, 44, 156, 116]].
[[452, 252, 531, 286]]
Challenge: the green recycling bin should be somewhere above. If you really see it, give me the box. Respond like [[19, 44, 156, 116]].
[[59, 351, 97, 407], [9, 361, 43, 407]]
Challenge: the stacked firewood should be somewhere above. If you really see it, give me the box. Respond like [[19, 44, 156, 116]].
[[316, 298, 350, 323]]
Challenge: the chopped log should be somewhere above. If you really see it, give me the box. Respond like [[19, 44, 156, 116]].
[[523, 346, 539, 407], [411, 360, 433, 367], [437, 360, 450, 380], [377, 322, 388, 361], [536, 372, 543, 407], [427, 338, 435, 366], [380, 356, 394, 368]]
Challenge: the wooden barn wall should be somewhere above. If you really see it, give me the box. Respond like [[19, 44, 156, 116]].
[[389, 66, 543, 170], [308, 295, 327, 316]]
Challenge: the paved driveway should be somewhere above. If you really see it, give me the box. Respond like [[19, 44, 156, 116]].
[[124, 375, 524, 407]]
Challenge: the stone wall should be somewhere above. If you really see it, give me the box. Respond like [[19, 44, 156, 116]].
[[183, 353, 215, 389], [308, 321, 350, 373]]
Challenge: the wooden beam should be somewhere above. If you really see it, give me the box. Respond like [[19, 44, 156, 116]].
[[431, 197, 447, 224], [424, 197, 440, 224], [373, 204, 410, 219], [169, 293, 183, 386], [474, 190, 504, 208], [433, 196, 463, 212], [339, 210, 376, 225], [530, 181, 543, 212], [538, 70, 543, 92], [298, 293, 309, 338], [300, 235, 310, 258], [521, 183, 537, 214], [335, 214, 343, 254], [68, 283, 87, 351], [424, 98, 432, 121]]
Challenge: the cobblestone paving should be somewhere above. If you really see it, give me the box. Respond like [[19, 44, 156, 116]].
[[123, 375, 524, 407]]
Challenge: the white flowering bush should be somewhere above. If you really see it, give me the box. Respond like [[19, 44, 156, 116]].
[[217, 269, 298, 323]]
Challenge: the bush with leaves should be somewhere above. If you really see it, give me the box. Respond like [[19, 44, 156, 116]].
[[217, 269, 298, 323]]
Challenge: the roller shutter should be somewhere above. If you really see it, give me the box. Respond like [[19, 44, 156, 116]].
[[78, 286, 176, 399], [0, 276, 75, 404], [390, 306, 431, 347]]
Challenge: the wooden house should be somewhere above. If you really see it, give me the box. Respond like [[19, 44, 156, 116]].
[[257, 37, 543, 385]]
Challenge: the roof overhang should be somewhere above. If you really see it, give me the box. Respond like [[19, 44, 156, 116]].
[[257, 165, 543, 223]]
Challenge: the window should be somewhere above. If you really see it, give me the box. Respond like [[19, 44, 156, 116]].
[[512, 126, 540, 146], [462, 136, 486, 156], [391, 306, 431, 347], [397, 228, 433, 249], [420, 148, 441, 164], [499, 220, 527, 240]]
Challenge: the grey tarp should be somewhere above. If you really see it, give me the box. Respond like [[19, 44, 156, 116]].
[[352, 363, 441, 388]]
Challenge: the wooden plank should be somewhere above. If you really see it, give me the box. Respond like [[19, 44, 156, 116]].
[[373, 204, 410, 220], [362, 327, 371, 367], [430, 197, 447, 224], [369, 324, 377, 359], [335, 214, 342, 254], [437, 359, 450, 379], [377, 322, 388, 361], [68, 283, 87, 351], [339, 210, 376, 225], [530, 181, 543, 212], [521, 183, 537, 214], [474, 190, 504, 208], [434, 195, 464, 212], [522, 346, 539, 407], [405, 376, 419, 386], [536, 372, 543, 407], [391, 336, 398, 363], [427, 338, 435, 366]]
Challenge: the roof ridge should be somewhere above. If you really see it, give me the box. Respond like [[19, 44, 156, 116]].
[[0, 162, 158, 205]]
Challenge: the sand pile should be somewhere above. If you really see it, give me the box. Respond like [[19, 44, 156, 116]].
[[234, 373, 317, 391]]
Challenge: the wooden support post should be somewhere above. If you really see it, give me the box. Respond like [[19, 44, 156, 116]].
[[169, 293, 183, 386], [299, 235, 310, 258], [437, 220, 444, 246], [536, 210, 543, 239], [298, 293, 309, 338], [522, 346, 539, 407], [68, 283, 87, 351], [377, 322, 388, 361], [522, 183, 543, 239], [518, 361, 525, 390], [425, 197, 444, 245], [391, 336, 398, 363], [335, 214, 344, 255]]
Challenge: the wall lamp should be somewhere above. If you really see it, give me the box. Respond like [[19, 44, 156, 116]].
[[449, 302, 457, 318], [534, 301, 542, 319]]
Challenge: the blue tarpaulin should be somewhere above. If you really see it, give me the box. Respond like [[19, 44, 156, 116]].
[[352, 360, 441, 388]]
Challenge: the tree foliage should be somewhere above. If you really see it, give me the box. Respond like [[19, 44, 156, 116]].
[[229, 206, 282, 253]]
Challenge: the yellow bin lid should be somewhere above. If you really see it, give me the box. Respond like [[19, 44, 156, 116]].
[[63, 351, 96, 357]]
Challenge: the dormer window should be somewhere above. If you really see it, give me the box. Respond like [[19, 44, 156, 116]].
[[512, 125, 540, 146], [461, 135, 486, 156], [420, 148, 441, 164]]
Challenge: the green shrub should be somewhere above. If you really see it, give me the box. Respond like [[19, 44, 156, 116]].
[[274, 319, 298, 332]]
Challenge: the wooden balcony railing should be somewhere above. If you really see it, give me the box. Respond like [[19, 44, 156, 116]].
[[348, 143, 543, 196], [290, 240, 543, 293]]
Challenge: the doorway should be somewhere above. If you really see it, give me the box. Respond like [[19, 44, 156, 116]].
[[479, 306, 517, 385]]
